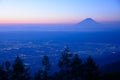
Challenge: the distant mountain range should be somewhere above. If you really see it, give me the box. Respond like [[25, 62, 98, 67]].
[[0, 18, 120, 32]]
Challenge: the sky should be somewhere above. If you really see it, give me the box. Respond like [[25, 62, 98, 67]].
[[0, 0, 120, 24]]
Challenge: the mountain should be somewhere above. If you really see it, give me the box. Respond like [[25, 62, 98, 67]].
[[74, 18, 105, 32], [78, 18, 100, 25]]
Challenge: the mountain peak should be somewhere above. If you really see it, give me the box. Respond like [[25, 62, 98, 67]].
[[80, 18, 97, 24], [75, 18, 104, 31], [84, 18, 95, 21], [77, 18, 99, 26]]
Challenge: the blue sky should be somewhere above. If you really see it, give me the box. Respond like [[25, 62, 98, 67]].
[[0, 0, 120, 24]]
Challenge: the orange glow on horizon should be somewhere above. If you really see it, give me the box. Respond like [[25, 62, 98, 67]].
[[0, 18, 119, 24], [0, 19, 78, 24]]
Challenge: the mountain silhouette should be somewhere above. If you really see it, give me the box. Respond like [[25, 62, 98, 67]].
[[78, 18, 99, 25], [74, 18, 105, 31]]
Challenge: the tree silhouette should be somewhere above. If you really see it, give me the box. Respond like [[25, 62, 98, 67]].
[[84, 56, 100, 80], [34, 70, 43, 80], [5, 61, 11, 71], [42, 55, 51, 72], [42, 55, 51, 80], [11, 56, 31, 80], [0, 63, 7, 80], [58, 47, 73, 80], [71, 54, 83, 80], [58, 47, 72, 69], [5, 61, 11, 80]]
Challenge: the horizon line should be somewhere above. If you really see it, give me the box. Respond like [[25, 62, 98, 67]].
[[0, 18, 120, 25]]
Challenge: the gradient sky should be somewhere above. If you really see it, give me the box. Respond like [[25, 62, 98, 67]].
[[0, 0, 120, 24]]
